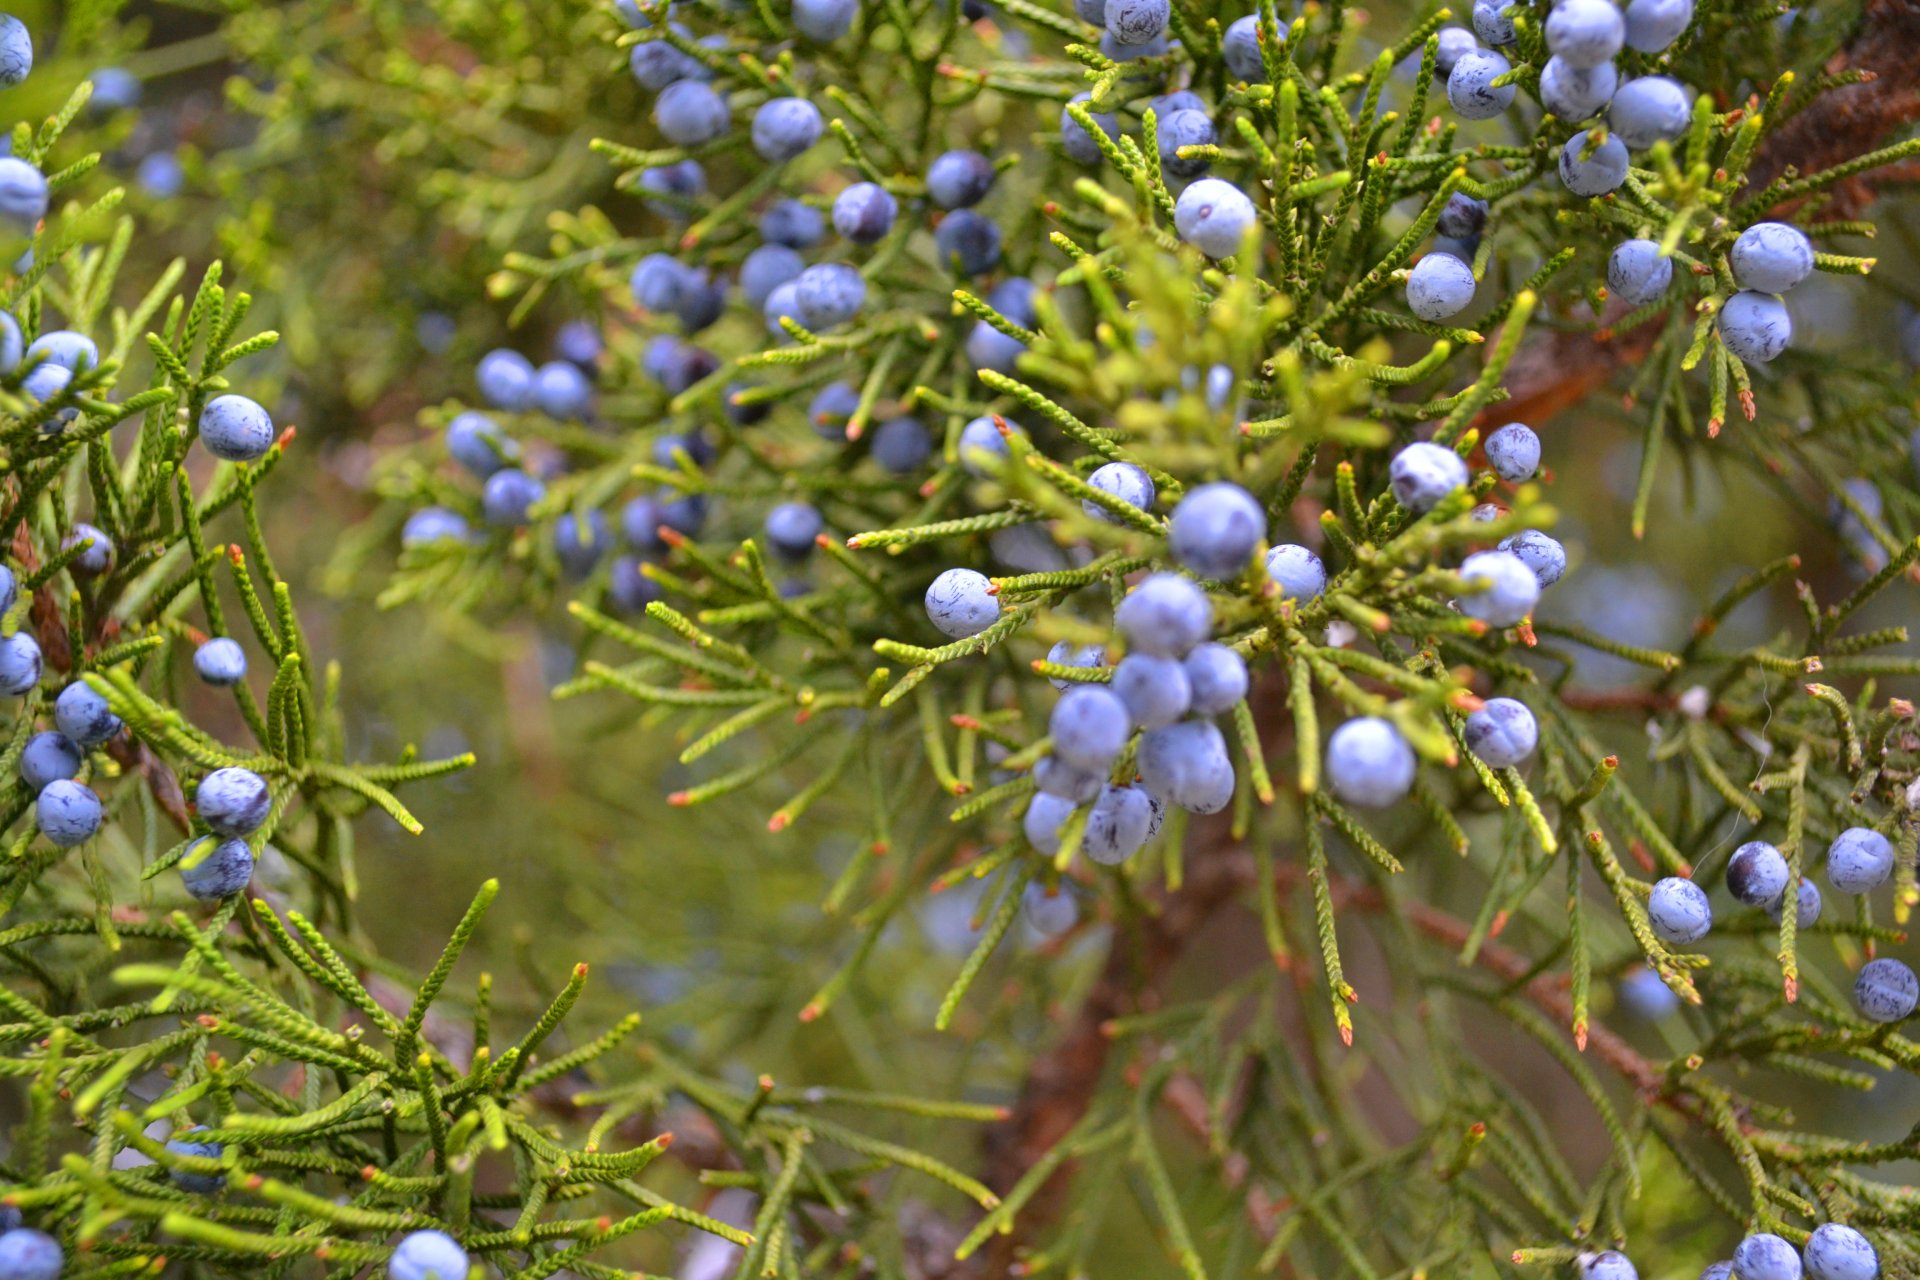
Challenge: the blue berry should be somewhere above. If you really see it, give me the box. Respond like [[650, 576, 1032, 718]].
[[1624, 0, 1692, 51], [1174, 178, 1257, 258], [658, 492, 707, 539], [19, 732, 79, 792], [653, 80, 730, 147], [1138, 719, 1233, 812], [925, 567, 999, 638], [724, 381, 769, 426], [1447, 49, 1515, 119], [1483, 423, 1539, 481], [1203, 363, 1236, 414], [763, 280, 803, 335], [1497, 529, 1566, 587], [871, 416, 931, 473], [793, 0, 859, 41], [1559, 130, 1629, 196], [1647, 876, 1711, 944], [1802, 1225, 1877, 1280], [1035, 753, 1104, 802], [988, 276, 1039, 327], [1111, 653, 1191, 730], [1855, 957, 1918, 1023], [197, 767, 270, 838], [1718, 290, 1791, 364], [740, 246, 804, 312], [966, 320, 1025, 373], [1050, 685, 1132, 772], [1073, 0, 1104, 22], [678, 273, 729, 331], [1608, 76, 1690, 149], [1407, 251, 1476, 320], [1085, 462, 1154, 522], [1390, 441, 1468, 512], [1540, 55, 1617, 121], [1085, 784, 1155, 864], [1023, 791, 1076, 855], [1060, 94, 1120, 165], [1183, 642, 1247, 715], [1116, 572, 1212, 657], [1432, 26, 1478, 80], [760, 198, 825, 248], [1436, 193, 1488, 240], [751, 96, 822, 162], [765, 501, 824, 559], [1607, 239, 1672, 307], [0, 1229, 61, 1280], [630, 252, 695, 313], [20, 363, 73, 433], [389, 1230, 470, 1280], [1326, 717, 1416, 808], [0, 312, 20, 372], [927, 149, 996, 209], [809, 381, 861, 439], [534, 361, 594, 420], [1731, 1235, 1802, 1280], [0, 564, 13, 616], [1457, 549, 1539, 627], [194, 637, 248, 687], [1827, 826, 1893, 895], [794, 263, 866, 330], [933, 209, 1002, 275], [1104, 0, 1168, 43], [958, 415, 1012, 475], [181, 836, 255, 902], [1731, 221, 1814, 294], [1169, 482, 1263, 578], [637, 159, 706, 218], [655, 343, 719, 395], [164, 1129, 226, 1194], [1616, 967, 1678, 1020], [482, 468, 544, 527], [1044, 640, 1106, 689], [832, 182, 898, 244], [1097, 28, 1167, 60], [554, 510, 611, 579], [1726, 840, 1789, 905], [1464, 697, 1537, 766], [1471, 0, 1515, 45], [621, 496, 670, 552], [27, 330, 99, 373], [0, 158, 47, 231], [629, 28, 700, 89], [553, 320, 602, 368], [0, 631, 39, 696], [652, 428, 714, 469], [476, 348, 535, 410], [62, 523, 113, 577], [1222, 15, 1266, 79], [198, 394, 274, 462], [1156, 108, 1215, 179], [1546, 0, 1624, 67], [1767, 878, 1822, 928], [1265, 544, 1327, 600], [55, 681, 119, 746], [1583, 1253, 1639, 1280], [0, 16, 30, 88], [1151, 89, 1206, 117], [36, 778, 101, 847], [608, 557, 660, 615]]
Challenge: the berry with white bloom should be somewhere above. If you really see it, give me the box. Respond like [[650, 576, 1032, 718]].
[[1326, 717, 1417, 809]]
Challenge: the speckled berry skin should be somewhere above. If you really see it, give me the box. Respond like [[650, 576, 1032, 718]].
[[1407, 251, 1476, 320], [1222, 15, 1265, 79], [1044, 641, 1106, 689], [1448, 49, 1515, 120], [193, 637, 248, 687], [1035, 753, 1104, 802], [958, 415, 1012, 475], [180, 836, 255, 902], [1624, 0, 1692, 51], [389, 1230, 471, 1280], [1084, 461, 1155, 521], [1139, 719, 1233, 812], [1457, 549, 1541, 627], [1546, 0, 1625, 66], [653, 80, 730, 147], [1726, 840, 1789, 905], [1264, 544, 1327, 600], [1718, 291, 1792, 364], [1174, 178, 1257, 258], [1085, 784, 1155, 864], [1647, 876, 1712, 944], [55, 682, 120, 747], [794, 263, 866, 330], [1731, 221, 1815, 294], [197, 767, 271, 839], [924, 567, 999, 639], [1023, 790, 1075, 855], [0, 631, 40, 697], [1609, 75, 1690, 149], [1583, 1252, 1639, 1280], [1559, 130, 1630, 196], [28, 330, 100, 374], [19, 731, 79, 793], [1700, 1264, 1734, 1280], [1169, 482, 1264, 578], [198, 394, 275, 463], [1430, 25, 1478, 79], [1050, 685, 1133, 771], [1435, 192, 1488, 240], [165, 1130, 227, 1193], [1855, 957, 1919, 1023], [764, 501, 824, 560], [1390, 441, 1469, 512], [0, 157, 47, 231], [1498, 529, 1567, 587], [1608, 239, 1673, 307], [1471, 0, 1515, 43], [933, 209, 1002, 275], [926, 149, 996, 209], [61, 523, 112, 578], [1061, 93, 1120, 164], [1183, 643, 1248, 715], [751, 96, 822, 162], [1117, 573, 1213, 657], [36, 778, 101, 847], [1732, 1233, 1803, 1280], [0, 1229, 62, 1280], [1465, 697, 1537, 766], [1104, 0, 1169, 43], [832, 182, 897, 245], [1802, 1224, 1877, 1280], [1157, 108, 1216, 179], [0, 16, 30, 88], [1540, 54, 1617, 121], [1617, 967, 1679, 1020], [1827, 826, 1894, 895], [481, 468, 544, 528], [1111, 653, 1191, 730], [1326, 718, 1416, 808], [1483, 423, 1540, 481], [1768, 878, 1822, 928]]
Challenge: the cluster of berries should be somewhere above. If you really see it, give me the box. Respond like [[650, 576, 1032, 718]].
[[1577, 1219, 1882, 1280]]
